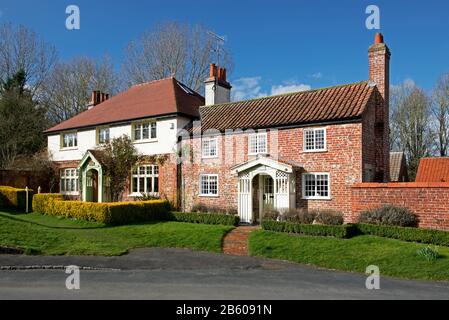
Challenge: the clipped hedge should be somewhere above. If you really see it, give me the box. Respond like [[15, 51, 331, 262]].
[[0, 186, 33, 211], [32, 193, 64, 214], [356, 223, 449, 247], [262, 219, 357, 239], [170, 212, 240, 226], [32, 193, 171, 225]]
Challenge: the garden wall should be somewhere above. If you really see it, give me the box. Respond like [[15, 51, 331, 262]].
[[351, 182, 449, 231]]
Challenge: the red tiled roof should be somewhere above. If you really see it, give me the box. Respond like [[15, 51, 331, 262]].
[[415, 158, 449, 182], [198, 81, 375, 132], [45, 77, 204, 133]]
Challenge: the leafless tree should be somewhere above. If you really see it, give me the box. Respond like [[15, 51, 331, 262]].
[[432, 73, 449, 156], [39, 56, 121, 125], [0, 23, 57, 94], [391, 81, 433, 180], [122, 22, 233, 92]]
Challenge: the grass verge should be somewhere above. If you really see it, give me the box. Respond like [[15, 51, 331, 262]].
[[248, 230, 449, 281], [0, 211, 233, 256]]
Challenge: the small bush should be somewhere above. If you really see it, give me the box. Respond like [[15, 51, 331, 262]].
[[0, 186, 33, 211], [191, 203, 236, 215], [312, 209, 344, 225], [262, 219, 357, 239], [134, 193, 161, 201], [358, 205, 418, 227], [280, 208, 316, 224], [170, 212, 240, 226], [263, 209, 280, 220], [417, 246, 440, 262]]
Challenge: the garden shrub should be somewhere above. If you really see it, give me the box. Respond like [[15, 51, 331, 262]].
[[32, 193, 171, 225], [262, 219, 357, 239], [170, 212, 240, 226], [0, 186, 33, 211], [279, 209, 316, 224], [417, 246, 440, 262], [358, 205, 418, 227], [263, 209, 280, 220], [356, 223, 449, 246], [191, 203, 239, 216], [312, 209, 344, 225], [32, 193, 64, 214]]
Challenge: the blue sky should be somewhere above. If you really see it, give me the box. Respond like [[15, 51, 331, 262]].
[[1, 0, 448, 99]]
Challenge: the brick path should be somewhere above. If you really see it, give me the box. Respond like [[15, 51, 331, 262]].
[[222, 226, 260, 256]]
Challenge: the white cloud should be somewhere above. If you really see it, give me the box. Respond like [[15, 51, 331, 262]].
[[231, 77, 267, 101], [271, 83, 311, 95], [231, 76, 311, 101], [310, 72, 323, 80]]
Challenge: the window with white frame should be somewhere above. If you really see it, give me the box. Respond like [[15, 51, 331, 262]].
[[98, 127, 110, 144], [62, 132, 78, 148], [248, 132, 267, 155], [134, 122, 157, 141], [304, 128, 326, 152], [60, 168, 79, 194], [302, 173, 330, 199], [131, 165, 159, 194], [202, 136, 218, 158], [199, 174, 218, 196]]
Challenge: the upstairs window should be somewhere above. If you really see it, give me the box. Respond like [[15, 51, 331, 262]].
[[98, 127, 110, 145], [131, 165, 159, 195], [134, 122, 157, 141], [62, 132, 78, 148], [248, 132, 267, 155], [202, 136, 218, 158], [304, 128, 326, 152]]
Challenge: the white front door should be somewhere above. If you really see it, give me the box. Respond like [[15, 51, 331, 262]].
[[238, 175, 252, 223]]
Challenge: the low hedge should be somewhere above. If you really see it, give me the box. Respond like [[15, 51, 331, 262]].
[[356, 223, 449, 247], [170, 212, 240, 226], [32, 193, 171, 225], [262, 219, 357, 239], [0, 186, 33, 211], [32, 193, 64, 214]]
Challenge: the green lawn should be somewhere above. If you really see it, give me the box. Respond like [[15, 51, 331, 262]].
[[0, 211, 233, 256], [249, 230, 449, 281]]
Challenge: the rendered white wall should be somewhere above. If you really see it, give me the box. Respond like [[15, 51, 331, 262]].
[[48, 116, 190, 162], [204, 82, 231, 106]]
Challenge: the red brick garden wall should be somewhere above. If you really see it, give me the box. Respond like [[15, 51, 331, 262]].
[[351, 182, 449, 230]]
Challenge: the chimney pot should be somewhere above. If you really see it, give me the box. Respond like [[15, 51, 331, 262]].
[[374, 33, 384, 44], [209, 63, 217, 78]]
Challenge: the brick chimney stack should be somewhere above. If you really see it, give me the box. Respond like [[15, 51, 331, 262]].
[[368, 33, 391, 182], [88, 90, 110, 110], [204, 63, 232, 106]]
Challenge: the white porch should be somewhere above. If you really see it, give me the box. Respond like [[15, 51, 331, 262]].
[[231, 156, 298, 224]]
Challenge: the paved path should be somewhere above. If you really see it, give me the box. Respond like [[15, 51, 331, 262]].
[[222, 226, 260, 256], [1, 248, 448, 300]]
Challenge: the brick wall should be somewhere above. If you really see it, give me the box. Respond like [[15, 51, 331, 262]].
[[351, 182, 449, 230]]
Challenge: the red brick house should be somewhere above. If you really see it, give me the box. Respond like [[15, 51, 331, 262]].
[[46, 33, 393, 224]]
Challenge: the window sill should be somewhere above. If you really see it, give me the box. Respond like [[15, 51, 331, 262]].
[[202, 155, 219, 159], [198, 194, 219, 198], [303, 149, 328, 153], [128, 192, 160, 197], [302, 196, 332, 201], [60, 147, 78, 151], [248, 152, 268, 156], [61, 192, 80, 196], [133, 139, 158, 145]]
